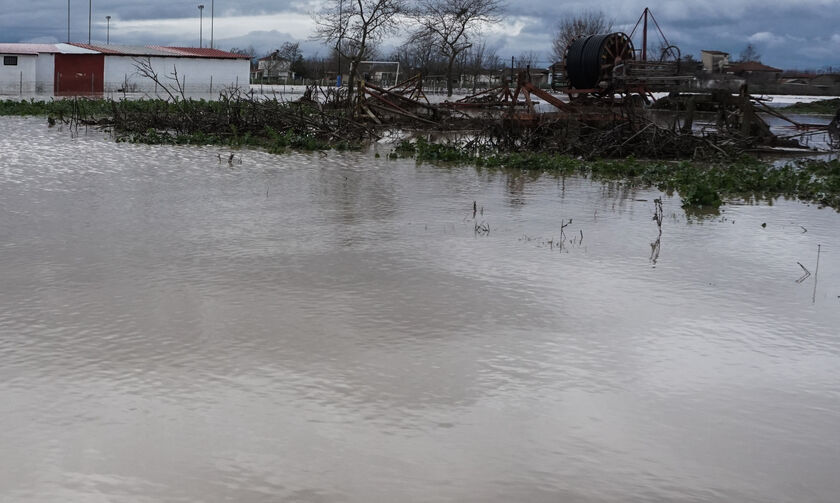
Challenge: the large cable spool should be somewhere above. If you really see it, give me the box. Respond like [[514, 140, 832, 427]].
[[565, 32, 635, 89]]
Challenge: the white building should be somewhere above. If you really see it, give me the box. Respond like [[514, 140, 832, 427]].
[[0, 44, 39, 94], [0, 43, 251, 96], [256, 51, 292, 80], [701, 50, 730, 74]]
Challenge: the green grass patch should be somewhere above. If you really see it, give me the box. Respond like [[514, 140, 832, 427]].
[[780, 98, 840, 115], [394, 139, 840, 210]]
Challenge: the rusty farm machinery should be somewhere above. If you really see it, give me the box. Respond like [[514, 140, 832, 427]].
[[342, 7, 836, 155]]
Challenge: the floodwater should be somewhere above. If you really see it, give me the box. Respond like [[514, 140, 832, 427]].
[[1, 117, 839, 503]]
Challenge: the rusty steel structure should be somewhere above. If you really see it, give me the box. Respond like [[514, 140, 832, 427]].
[[554, 8, 692, 96], [355, 75, 442, 124], [339, 6, 834, 154]]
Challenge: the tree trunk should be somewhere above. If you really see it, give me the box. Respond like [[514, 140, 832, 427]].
[[446, 55, 456, 97], [347, 59, 359, 104]]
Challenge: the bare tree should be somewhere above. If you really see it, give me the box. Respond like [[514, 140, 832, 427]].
[[516, 50, 541, 68], [392, 41, 447, 76], [408, 0, 503, 96], [465, 40, 499, 91], [551, 10, 613, 62], [313, 0, 407, 100], [277, 42, 302, 63], [229, 46, 257, 63], [739, 44, 761, 63]]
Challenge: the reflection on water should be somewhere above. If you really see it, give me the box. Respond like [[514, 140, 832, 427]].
[[1, 117, 839, 503]]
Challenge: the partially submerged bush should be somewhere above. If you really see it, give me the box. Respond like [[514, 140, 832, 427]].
[[394, 139, 840, 210]]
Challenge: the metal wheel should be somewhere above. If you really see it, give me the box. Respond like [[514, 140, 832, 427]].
[[599, 32, 634, 81], [659, 44, 681, 62]]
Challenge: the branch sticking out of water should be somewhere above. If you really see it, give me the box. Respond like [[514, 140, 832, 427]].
[[813, 244, 821, 303], [797, 262, 811, 284], [650, 198, 664, 265]]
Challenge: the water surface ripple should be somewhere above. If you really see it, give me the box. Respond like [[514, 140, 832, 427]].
[[1, 117, 839, 502]]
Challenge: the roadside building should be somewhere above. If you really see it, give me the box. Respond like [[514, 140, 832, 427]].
[[812, 73, 840, 89], [256, 51, 292, 81], [701, 50, 730, 73], [726, 61, 783, 83], [780, 72, 816, 86], [0, 43, 250, 95], [500, 67, 550, 88], [0, 44, 39, 94]]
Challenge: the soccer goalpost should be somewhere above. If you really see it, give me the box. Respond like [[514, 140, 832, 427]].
[[357, 60, 401, 87]]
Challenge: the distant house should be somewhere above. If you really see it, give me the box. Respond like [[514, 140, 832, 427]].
[[365, 64, 398, 86], [812, 73, 840, 88], [726, 61, 783, 83], [500, 67, 550, 88], [780, 71, 816, 85], [454, 70, 502, 90], [473, 71, 501, 86], [372, 70, 396, 84], [701, 50, 730, 73], [257, 51, 292, 80]]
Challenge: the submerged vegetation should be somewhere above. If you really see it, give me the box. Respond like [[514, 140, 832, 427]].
[[781, 98, 840, 115], [0, 94, 371, 152], [0, 98, 112, 117], [392, 139, 840, 210], [1, 96, 839, 210]]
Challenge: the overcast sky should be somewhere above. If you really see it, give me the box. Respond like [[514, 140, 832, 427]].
[[1, 0, 838, 70]]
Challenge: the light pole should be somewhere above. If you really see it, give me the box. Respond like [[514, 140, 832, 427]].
[[210, 0, 214, 49], [198, 4, 204, 48], [106, 15, 111, 44], [88, 0, 92, 44], [67, 0, 70, 42], [337, 0, 342, 87]]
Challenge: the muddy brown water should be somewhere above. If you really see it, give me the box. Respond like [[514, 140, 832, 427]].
[[1, 117, 839, 502]]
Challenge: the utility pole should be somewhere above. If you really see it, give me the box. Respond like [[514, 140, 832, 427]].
[[67, 0, 70, 42], [210, 0, 214, 49], [642, 7, 648, 61], [88, 0, 92, 44], [106, 15, 111, 44], [337, 0, 342, 87], [198, 4, 204, 48]]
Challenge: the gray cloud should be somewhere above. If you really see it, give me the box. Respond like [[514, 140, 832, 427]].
[[2, 0, 839, 70]]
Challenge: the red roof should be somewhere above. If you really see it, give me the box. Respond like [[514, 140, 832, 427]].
[[67, 43, 125, 55], [65, 43, 250, 59], [782, 71, 816, 79], [0, 42, 248, 59], [727, 61, 783, 73], [162, 47, 251, 59]]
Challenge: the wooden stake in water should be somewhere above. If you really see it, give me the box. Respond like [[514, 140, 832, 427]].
[[813, 244, 821, 303]]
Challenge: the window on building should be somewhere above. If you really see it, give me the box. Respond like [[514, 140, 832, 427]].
[[3, 56, 18, 66]]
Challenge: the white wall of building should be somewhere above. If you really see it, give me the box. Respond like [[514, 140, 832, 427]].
[[104, 56, 249, 93], [35, 53, 55, 94], [0, 54, 37, 95], [257, 59, 291, 79]]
